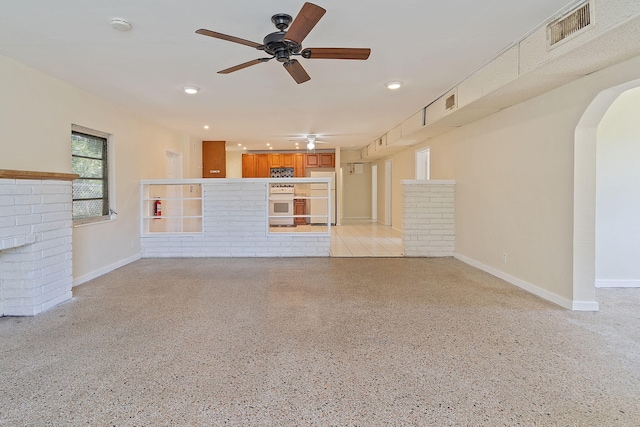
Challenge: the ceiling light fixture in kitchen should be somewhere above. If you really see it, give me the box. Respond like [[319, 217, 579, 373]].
[[386, 81, 402, 90], [204, 125, 209, 129], [306, 135, 316, 150], [183, 86, 199, 94]]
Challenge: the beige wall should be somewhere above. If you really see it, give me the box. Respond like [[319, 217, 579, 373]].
[[0, 54, 195, 282], [341, 162, 372, 218], [375, 54, 640, 305], [225, 150, 243, 178]]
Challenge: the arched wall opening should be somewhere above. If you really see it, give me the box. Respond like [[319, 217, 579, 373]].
[[573, 79, 640, 306]]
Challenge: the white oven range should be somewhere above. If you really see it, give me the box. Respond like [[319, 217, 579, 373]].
[[269, 185, 294, 226]]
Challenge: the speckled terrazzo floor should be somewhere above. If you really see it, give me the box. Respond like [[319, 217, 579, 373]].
[[1, 258, 639, 426]]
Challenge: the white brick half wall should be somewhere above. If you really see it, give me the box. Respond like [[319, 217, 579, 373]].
[[0, 178, 74, 316], [402, 180, 455, 257], [141, 181, 330, 258]]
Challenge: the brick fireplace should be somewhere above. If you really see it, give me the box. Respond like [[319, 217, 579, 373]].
[[0, 170, 77, 316]]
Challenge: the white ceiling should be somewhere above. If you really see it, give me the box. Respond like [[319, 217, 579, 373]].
[[0, 0, 577, 152]]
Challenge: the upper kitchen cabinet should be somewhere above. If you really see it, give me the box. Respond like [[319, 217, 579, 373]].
[[202, 141, 226, 178], [319, 153, 334, 168], [307, 153, 335, 168], [269, 153, 294, 168], [306, 154, 319, 168]]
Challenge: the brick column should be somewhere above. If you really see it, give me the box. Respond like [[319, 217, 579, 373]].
[[402, 180, 455, 257], [0, 170, 76, 316]]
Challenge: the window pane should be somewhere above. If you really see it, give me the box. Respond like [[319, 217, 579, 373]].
[[73, 200, 105, 219], [73, 179, 103, 200], [72, 157, 103, 178], [72, 133, 104, 158]]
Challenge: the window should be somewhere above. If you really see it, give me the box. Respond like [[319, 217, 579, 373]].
[[416, 147, 431, 180], [71, 131, 109, 221]]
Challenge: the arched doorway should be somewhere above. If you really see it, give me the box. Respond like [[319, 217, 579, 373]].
[[573, 79, 640, 308]]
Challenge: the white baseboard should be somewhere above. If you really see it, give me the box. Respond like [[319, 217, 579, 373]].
[[596, 279, 640, 288], [73, 253, 141, 287], [454, 253, 598, 311]]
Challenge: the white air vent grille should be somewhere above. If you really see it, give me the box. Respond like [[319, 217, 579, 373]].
[[548, 2, 591, 46], [445, 94, 456, 110]]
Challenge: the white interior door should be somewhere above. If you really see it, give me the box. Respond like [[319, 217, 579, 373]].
[[385, 160, 392, 226], [371, 164, 378, 222]]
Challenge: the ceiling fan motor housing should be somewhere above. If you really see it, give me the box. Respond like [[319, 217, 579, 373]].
[[263, 31, 301, 62]]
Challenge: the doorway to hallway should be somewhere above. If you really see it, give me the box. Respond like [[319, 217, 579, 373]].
[[330, 219, 403, 257]]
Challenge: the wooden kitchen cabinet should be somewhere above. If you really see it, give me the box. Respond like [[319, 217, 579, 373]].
[[305, 153, 334, 168], [256, 154, 270, 177], [294, 199, 307, 225], [319, 153, 335, 167], [270, 153, 294, 168], [281, 153, 294, 167], [202, 141, 226, 178], [305, 154, 319, 168], [269, 154, 281, 168], [294, 153, 306, 177], [243, 153, 270, 177], [242, 154, 255, 177]]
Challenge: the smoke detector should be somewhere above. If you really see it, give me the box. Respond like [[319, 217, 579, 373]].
[[110, 18, 132, 32]]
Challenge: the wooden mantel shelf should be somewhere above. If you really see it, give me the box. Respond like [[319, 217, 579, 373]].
[[0, 169, 79, 181]]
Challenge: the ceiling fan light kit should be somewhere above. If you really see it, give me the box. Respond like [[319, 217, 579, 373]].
[[196, 2, 371, 84]]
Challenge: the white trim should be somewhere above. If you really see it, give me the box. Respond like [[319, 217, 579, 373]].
[[73, 253, 141, 287], [572, 300, 601, 311], [454, 252, 599, 311], [401, 179, 456, 185], [596, 279, 640, 288]]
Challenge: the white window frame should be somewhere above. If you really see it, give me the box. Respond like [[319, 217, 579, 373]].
[[71, 124, 116, 226], [416, 147, 431, 180]]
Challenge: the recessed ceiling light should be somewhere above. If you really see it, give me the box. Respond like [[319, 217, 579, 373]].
[[266, 143, 270, 146], [110, 18, 132, 32], [243, 147, 247, 150], [238, 143, 242, 147], [183, 86, 199, 94], [386, 81, 402, 90], [204, 125, 209, 129], [269, 147, 273, 150]]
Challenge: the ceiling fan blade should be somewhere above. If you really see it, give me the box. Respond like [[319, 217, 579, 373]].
[[283, 59, 311, 84], [283, 2, 326, 45], [196, 29, 263, 49], [301, 48, 371, 60], [218, 58, 271, 74]]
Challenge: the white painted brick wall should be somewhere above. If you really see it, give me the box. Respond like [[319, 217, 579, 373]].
[[141, 181, 330, 258], [402, 180, 455, 257], [0, 179, 73, 316]]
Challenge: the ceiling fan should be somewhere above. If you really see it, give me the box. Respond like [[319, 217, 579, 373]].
[[290, 135, 329, 151], [195, 2, 371, 84]]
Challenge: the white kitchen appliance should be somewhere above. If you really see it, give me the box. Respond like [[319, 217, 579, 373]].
[[269, 185, 294, 226], [309, 171, 335, 225]]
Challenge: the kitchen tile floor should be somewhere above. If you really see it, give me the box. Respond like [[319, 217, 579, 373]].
[[269, 219, 404, 257], [331, 219, 403, 257]]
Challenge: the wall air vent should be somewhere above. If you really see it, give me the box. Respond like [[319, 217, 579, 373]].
[[548, 1, 591, 47], [445, 94, 456, 110]]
